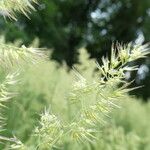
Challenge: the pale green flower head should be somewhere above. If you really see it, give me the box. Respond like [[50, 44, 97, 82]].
[[0, 0, 37, 20]]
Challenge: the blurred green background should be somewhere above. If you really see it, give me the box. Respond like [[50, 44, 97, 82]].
[[1, 1, 150, 149], [1, 48, 150, 149], [0, 0, 150, 100]]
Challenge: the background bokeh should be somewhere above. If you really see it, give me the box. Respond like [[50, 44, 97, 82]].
[[0, 0, 150, 100], [0, 1, 150, 148]]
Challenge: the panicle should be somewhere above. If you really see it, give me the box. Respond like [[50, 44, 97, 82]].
[[0, 0, 37, 20]]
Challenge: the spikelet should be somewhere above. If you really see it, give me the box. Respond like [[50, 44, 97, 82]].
[[0, 43, 47, 69], [0, 71, 19, 137], [34, 109, 64, 149], [34, 43, 149, 148], [0, 0, 37, 20], [67, 42, 150, 143], [0, 0, 47, 148]]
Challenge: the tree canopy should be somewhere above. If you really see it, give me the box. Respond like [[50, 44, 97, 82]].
[[0, 0, 150, 100]]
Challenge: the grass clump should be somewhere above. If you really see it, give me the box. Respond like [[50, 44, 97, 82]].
[[0, 1, 150, 149]]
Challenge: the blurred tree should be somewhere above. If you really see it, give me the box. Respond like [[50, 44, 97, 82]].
[[1, 0, 149, 64], [0, 0, 150, 99]]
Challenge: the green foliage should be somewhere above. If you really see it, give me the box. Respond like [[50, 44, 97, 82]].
[[1, 42, 149, 149], [1, 0, 150, 99], [1, 0, 150, 65], [0, 48, 149, 150], [0, 1, 47, 147], [0, 1, 150, 150], [0, 40, 46, 146]]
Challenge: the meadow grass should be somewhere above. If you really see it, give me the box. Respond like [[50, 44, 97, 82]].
[[1, 49, 150, 149]]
